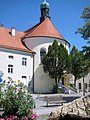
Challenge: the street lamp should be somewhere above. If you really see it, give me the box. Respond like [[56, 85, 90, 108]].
[[88, 73, 90, 92], [82, 66, 85, 96]]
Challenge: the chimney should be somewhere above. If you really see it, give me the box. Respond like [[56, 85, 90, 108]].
[[11, 27, 16, 36]]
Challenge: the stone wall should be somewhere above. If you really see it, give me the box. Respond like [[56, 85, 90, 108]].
[[48, 95, 90, 120]]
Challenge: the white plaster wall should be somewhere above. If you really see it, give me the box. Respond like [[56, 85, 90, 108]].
[[34, 65, 55, 93], [24, 37, 69, 70], [76, 72, 90, 93], [23, 37, 69, 93], [0, 48, 33, 87]]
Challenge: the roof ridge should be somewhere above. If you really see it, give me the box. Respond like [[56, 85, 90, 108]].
[[24, 23, 40, 33], [26, 19, 47, 37]]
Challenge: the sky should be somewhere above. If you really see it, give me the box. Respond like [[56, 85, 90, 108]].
[[0, 0, 90, 51]]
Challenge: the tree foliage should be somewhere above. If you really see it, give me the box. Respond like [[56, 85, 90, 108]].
[[76, 7, 90, 40], [42, 40, 71, 92], [70, 46, 88, 86], [76, 7, 90, 65]]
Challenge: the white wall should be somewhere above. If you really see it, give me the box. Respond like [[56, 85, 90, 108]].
[[0, 48, 33, 87], [23, 37, 69, 93], [24, 37, 69, 71], [76, 72, 90, 93]]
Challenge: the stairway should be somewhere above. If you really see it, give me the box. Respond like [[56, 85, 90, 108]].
[[61, 85, 77, 94]]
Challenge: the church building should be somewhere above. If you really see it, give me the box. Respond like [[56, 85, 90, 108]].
[[0, 0, 70, 93]]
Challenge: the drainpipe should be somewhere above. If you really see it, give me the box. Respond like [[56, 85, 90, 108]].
[[83, 76, 85, 96], [32, 52, 35, 93], [82, 66, 85, 96]]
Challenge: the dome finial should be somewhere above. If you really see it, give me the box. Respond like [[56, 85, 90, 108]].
[[40, 0, 51, 22]]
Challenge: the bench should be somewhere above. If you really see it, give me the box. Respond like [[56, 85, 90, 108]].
[[45, 95, 66, 106]]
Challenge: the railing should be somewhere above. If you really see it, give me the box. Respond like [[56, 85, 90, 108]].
[[61, 85, 77, 93]]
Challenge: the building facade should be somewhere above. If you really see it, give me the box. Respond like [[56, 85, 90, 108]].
[[0, 0, 70, 93], [76, 72, 90, 93]]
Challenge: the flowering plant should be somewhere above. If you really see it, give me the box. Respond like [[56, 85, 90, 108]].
[[0, 112, 38, 120], [25, 109, 38, 120], [24, 113, 38, 120], [0, 79, 38, 120], [0, 116, 19, 120]]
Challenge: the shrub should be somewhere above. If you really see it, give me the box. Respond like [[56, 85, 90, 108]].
[[0, 79, 34, 119], [58, 88, 62, 94]]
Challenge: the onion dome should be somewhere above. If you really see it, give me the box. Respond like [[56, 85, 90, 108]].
[[40, 0, 49, 9]]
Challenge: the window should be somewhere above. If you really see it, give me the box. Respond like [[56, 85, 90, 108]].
[[22, 76, 27, 79], [40, 48, 46, 63], [8, 55, 14, 59], [22, 76, 27, 85], [22, 57, 27, 66], [85, 83, 87, 89], [78, 83, 81, 89], [8, 64, 13, 73]]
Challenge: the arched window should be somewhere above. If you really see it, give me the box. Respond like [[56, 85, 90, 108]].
[[40, 48, 46, 63]]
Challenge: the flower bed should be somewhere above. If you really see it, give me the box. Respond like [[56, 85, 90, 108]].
[[0, 80, 38, 120], [0, 109, 38, 120]]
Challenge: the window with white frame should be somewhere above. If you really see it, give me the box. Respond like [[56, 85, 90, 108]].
[[8, 64, 13, 74], [22, 57, 27, 66], [40, 48, 46, 63]]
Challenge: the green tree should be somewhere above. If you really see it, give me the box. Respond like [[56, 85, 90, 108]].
[[70, 46, 88, 87], [76, 7, 90, 66], [42, 40, 71, 93], [76, 7, 90, 40]]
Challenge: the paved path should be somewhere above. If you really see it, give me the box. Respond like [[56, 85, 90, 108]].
[[31, 93, 85, 115]]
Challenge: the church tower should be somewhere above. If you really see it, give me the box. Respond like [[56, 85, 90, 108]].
[[40, 0, 51, 22], [23, 0, 70, 93]]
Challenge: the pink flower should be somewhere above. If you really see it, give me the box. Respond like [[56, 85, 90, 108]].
[[24, 116, 28, 120], [6, 116, 18, 120], [0, 118, 5, 120], [31, 114, 38, 120], [6, 118, 12, 120]]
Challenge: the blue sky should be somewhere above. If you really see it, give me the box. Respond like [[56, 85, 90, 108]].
[[0, 0, 90, 51]]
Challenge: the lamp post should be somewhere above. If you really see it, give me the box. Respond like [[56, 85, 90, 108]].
[[82, 66, 85, 96], [88, 73, 90, 92]]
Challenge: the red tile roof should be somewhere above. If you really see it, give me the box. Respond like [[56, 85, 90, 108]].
[[23, 18, 65, 40], [0, 27, 33, 53]]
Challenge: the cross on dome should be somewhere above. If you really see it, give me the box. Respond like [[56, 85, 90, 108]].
[[42, 0, 49, 7]]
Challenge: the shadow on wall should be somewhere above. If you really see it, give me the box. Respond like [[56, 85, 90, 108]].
[[33, 64, 55, 93]]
